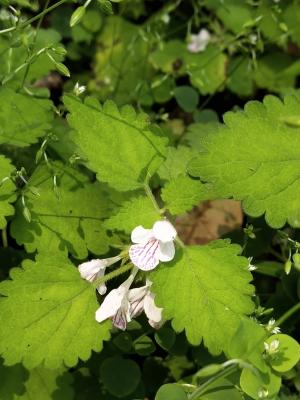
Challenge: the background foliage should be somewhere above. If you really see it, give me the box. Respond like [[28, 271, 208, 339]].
[[1, 0, 300, 399]]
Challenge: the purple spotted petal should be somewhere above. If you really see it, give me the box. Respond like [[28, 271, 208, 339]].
[[129, 239, 160, 271]]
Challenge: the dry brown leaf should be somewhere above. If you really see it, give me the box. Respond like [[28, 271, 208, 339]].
[[175, 199, 243, 245]]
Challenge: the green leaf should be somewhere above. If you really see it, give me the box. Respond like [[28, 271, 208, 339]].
[[134, 336, 156, 356], [189, 95, 300, 228], [104, 196, 158, 234], [14, 367, 74, 400], [228, 318, 268, 372], [155, 384, 187, 400], [154, 327, 176, 351], [186, 46, 227, 95], [100, 356, 141, 397], [0, 256, 111, 369], [91, 16, 152, 104], [0, 88, 53, 147], [0, 359, 27, 399], [158, 146, 198, 182], [0, 156, 16, 229], [10, 164, 111, 259], [240, 367, 281, 400], [161, 175, 214, 215], [265, 334, 300, 373], [64, 95, 167, 191], [173, 86, 199, 113], [151, 242, 254, 353]]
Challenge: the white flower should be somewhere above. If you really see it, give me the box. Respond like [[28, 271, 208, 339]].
[[78, 256, 120, 295], [248, 257, 257, 271], [128, 281, 163, 329], [95, 274, 134, 330], [129, 220, 177, 271], [187, 28, 211, 53], [95, 277, 163, 330], [264, 339, 280, 356], [258, 388, 269, 399], [73, 82, 86, 96], [265, 318, 281, 334]]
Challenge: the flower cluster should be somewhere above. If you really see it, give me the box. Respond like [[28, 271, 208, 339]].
[[78, 220, 177, 331]]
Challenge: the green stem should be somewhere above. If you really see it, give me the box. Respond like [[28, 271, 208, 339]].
[[93, 263, 133, 288], [276, 302, 300, 327], [1, 228, 8, 247], [144, 182, 164, 216], [188, 365, 238, 400], [0, 0, 68, 35]]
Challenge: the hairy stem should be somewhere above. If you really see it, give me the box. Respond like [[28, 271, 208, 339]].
[[93, 263, 134, 288], [1, 228, 8, 248], [143, 182, 164, 216]]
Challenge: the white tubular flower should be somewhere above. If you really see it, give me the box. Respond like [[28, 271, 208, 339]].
[[95, 274, 134, 330], [264, 339, 280, 356], [187, 28, 211, 53], [78, 256, 121, 295], [129, 220, 177, 271]]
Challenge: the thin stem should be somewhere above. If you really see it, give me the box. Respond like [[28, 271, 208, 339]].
[[188, 365, 238, 399], [276, 302, 300, 327], [143, 182, 164, 216], [93, 263, 133, 288], [20, 0, 50, 88], [0, 0, 68, 35], [1, 228, 8, 247]]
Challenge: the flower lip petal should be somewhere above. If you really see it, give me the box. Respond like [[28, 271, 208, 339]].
[[158, 240, 175, 262], [131, 225, 154, 244], [95, 287, 126, 322], [144, 292, 163, 324], [152, 220, 177, 243], [129, 242, 160, 271]]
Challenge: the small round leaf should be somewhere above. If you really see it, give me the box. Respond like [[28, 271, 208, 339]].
[[174, 86, 199, 112], [101, 356, 141, 398], [265, 334, 300, 373], [155, 383, 187, 400]]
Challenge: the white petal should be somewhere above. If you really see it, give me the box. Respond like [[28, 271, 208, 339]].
[[131, 225, 154, 244], [78, 259, 106, 282], [128, 286, 148, 318], [97, 282, 107, 295], [129, 241, 160, 271], [158, 241, 175, 262], [152, 220, 177, 243], [144, 292, 163, 324], [112, 308, 128, 330], [95, 287, 126, 323]]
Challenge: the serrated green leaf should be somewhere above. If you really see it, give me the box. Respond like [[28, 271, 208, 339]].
[[0, 156, 16, 229], [189, 95, 300, 228], [161, 175, 214, 215], [0, 88, 53, 147], [150, 242, 254, 353], [14, 367, 74, 400], [104, 196, 158, 234], [11, 164, 111, 259], [158, 146, 198, 182], [64, 95, 167, 191], [0, 256, 111, 369]]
